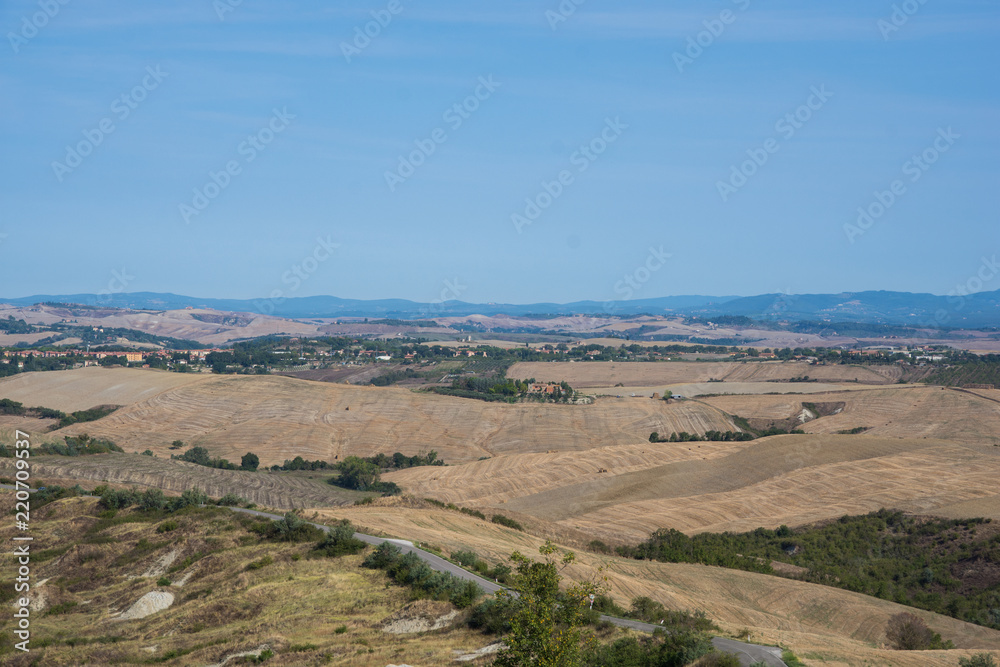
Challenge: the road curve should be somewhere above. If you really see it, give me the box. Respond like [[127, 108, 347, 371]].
[[1, 488, 785, 666], [231, 507, 787, 666]]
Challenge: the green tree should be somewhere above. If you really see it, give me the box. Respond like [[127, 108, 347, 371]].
[[493, 541, 604, 667], [335, 456, 380, 490], [959, 654, 998, 667], [241, 452, 260, 471]]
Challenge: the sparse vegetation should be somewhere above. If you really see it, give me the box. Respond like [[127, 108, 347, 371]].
[[362, 542, 483, 608]]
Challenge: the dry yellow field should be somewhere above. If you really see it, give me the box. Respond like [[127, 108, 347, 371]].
[[388, 434, 1000, 541], [11, 368, 735, 465], [0, 366, 208, 411], [702, 385, 1000, 446], [510, 360, 897, 387], [318, 503, 1000, 667]]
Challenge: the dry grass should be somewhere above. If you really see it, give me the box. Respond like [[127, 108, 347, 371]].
[[0, 366, 208, 412], [8, 369, 735, 465], [702, 385, 1000, 446], [317, 504, 1000, 667], [389, 434, 1000, 543], [509, 360, 895, 387], [0, 494, 497, 666]]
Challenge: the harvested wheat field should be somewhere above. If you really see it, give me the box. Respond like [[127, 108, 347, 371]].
[[318, 503, 1000, 667], [393, 434, 1000, 541], [701, 384, 1000, 446], [509, 360, 896, 387], [0, 366, 209, 412], [27, 369, 734, 465], [384, 439, 755, 508]]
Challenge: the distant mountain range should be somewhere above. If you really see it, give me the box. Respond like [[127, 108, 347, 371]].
[[3, 290, 999, 328]]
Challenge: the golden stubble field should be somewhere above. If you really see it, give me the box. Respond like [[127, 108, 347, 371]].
[[509, 360, 902, 386], [319, 502, 1000, 667], [390, 434, 1000, 541], [0, 367, 736, 465]]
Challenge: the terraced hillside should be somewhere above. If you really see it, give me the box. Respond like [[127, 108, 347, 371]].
[[4, 368, 735, 465], [318, 502, 1000, 667]]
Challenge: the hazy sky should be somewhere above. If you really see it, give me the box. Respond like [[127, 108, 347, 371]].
[[2, 0, 998, 305]]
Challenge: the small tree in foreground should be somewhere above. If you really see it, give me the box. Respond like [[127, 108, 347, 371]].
[[492, 541, 605, 667], [959, 654, 998, 667], [886, 612, 952, 650]]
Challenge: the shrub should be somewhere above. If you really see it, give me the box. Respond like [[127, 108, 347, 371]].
[[156, 520, 179, 534], [157, 576, 171, 587], [589, 540, 612, 554], [215, 493, 246, 507], [491, 514, 523, 531], [170, 487, 208, 511], [362, 542, 482, 608], [459, 507, 487, 520], [245, 555, 274, 571], [885, 612, 952, 650], [468, 596, 517, 634], [960, 654, 999, 667], [313, 522, 367, 557], [138, 488, 167, 511], [581, 632, 713, 667], [452, 550, 479, 568], [692, 653, 742, 667], [334, 625, 348, 634]]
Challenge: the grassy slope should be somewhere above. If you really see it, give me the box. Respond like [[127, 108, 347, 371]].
[[319, 501, 1000, 667], [0, 494, 494, 666]]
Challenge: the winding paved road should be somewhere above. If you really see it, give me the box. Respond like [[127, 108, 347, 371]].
[[232, 507, 788, 666], [2, 488, 786, 666]]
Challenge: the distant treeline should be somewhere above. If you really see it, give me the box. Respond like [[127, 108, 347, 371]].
[[0, 434, 123, 457]]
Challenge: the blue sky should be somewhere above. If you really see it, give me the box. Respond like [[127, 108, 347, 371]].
[[2, 0, 998, 305]]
